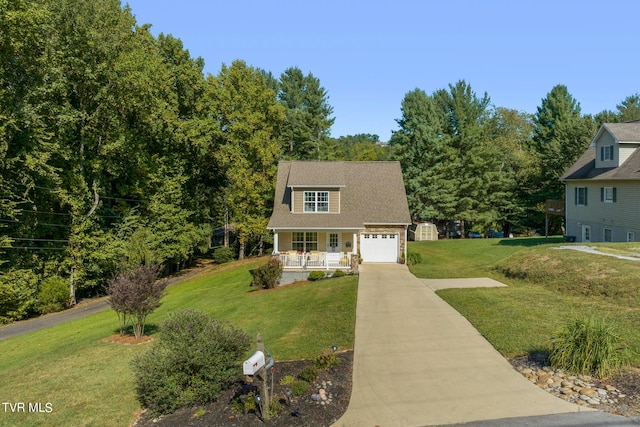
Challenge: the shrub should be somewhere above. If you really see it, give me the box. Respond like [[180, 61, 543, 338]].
[[213, 247, 235, 264], [107, 264, 166, 338], [0, 269, 38, 323], [407, 251, 423, 266], [308, 271, 325, 281], [279, 375, 295, 385], [297, 365, 319, 383], [37, 276, 69, 314], [314, 350, 338, 370], [131, 310, 251, 415], [332, 269, 346, 278], [290, 380, 309, 396], [250, 257, 283, 289], [549, 316, 627, 378]]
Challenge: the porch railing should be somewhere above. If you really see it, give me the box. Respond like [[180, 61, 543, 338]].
[[277, 251, 351, 269]]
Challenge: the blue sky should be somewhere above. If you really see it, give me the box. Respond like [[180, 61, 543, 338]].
[[125, 0, 639, 142]]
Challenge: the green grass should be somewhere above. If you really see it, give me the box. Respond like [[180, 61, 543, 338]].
[[408, 236, 564, 278], [408, 238, 640, 368], [0, 258, 357, 426]]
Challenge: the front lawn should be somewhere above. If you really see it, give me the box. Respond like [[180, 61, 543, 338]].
[[0, 258, 357, 427], [408, 238, 640, 366]]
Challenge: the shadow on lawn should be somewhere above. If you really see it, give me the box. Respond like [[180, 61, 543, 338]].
[[498, 237, 564, 247]]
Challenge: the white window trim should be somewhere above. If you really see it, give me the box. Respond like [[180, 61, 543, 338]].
[[603, 187, 615, 203], [303, 191, 329, 213], [601, 145, 614, 161], [628, 231, 635, 243]]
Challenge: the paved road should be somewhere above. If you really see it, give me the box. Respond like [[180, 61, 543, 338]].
[[0, 298, 110, 340], [333, 264, 638, 427], [0, 261, 214, 341]]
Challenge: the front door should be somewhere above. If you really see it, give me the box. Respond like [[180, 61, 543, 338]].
[[582, 225, 591, 243], [327, 233, 341, 253]]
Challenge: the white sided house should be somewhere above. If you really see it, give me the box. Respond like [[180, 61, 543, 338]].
[[267, 161, 412, 270], [560, 121, 640, 243]]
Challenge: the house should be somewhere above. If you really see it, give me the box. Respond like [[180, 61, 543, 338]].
[[560, 121, 640, 243], [267, 161, 411, 270]]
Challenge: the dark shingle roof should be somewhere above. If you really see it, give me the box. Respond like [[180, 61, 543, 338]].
[[268, 161, 411, 229], [561, 122, 640, 181], [603, 122, 640, 142]]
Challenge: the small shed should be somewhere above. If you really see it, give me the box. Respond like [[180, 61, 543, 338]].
[[410, 222, 438, 241]]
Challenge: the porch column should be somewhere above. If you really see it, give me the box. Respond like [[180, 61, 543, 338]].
[[352, 232, 358, 254], [273, 232, 279, 254]]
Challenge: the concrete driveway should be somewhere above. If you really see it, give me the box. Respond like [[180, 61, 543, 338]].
[[333, 263, 595, 426]]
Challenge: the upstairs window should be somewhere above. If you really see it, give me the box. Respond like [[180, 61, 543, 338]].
[[600, 145, 614, 161], [575, 187, 588, 206], [601, 187, 617, 203], [304, 191, 329, 212]]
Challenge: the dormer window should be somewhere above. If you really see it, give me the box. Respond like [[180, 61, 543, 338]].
[[600, 145, 614, 161], [304, 191, 329, 212]]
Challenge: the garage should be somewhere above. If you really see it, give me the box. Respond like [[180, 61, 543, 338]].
[[360, 233, 399, 263]]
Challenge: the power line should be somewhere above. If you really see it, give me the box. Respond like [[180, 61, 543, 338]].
[[8, 237, 69, 243], [7, 180, 144, 203], [0, 218, 70, 228], [1, 246, 66, 251], [18, 209, 122, 219]]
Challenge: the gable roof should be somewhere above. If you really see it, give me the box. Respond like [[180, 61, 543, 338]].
[[599, 121, 640, 143], [268, 161, 412, 229], [561, 122, 640, 181]]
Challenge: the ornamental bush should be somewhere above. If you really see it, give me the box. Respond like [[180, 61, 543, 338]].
[[331, 269, 346, 278], [549, 316, 627, 378], [308, 271, 325, 281], [250, 257, 282, 289], [407, 251, 423, 266], [37, 276, 69, 314], [131, 310, 251, 415]]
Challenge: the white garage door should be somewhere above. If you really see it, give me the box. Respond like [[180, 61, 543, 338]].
[[360, 233, 399, 263]]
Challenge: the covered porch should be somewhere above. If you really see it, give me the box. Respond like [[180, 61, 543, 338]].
[[272, 230, 359, 270]]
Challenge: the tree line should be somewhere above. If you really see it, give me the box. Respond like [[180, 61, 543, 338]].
[[1, 0, 638, 321], [390, 82, 640, 238], [0, 0, 368, 320]]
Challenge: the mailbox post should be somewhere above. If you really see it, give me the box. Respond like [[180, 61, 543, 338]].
[[242, 334, 274, 421]]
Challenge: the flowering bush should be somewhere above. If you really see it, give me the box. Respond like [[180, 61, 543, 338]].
[[250, 257, 283, 289], [131, 310, 251, 415]]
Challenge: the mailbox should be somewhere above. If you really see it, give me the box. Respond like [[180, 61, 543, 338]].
[[243, 351, 265, 375]]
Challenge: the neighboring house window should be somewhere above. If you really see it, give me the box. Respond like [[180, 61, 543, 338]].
[[601, 187, 617, 203], [600, 145, 614, 161], [304, 191, 329, 212], [575, 187, 588, 206], [628, 232, 635, 242], [292, 232, 318, 251], [604, 228, 613, 242]]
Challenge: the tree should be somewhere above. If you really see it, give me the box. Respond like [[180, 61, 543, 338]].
[[531, 85, 595, 232], [617, 94, 640, 122], [484, 108, 536, 234], [277, 67, 334, 159], [106, 264, 166, 338], [433, 80, 492, 236], [207, 60, 285, 259], [390, 89, 458, 227]]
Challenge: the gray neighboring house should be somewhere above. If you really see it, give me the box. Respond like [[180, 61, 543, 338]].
[[560, 121, 640, 243], [267, 161, 411, 270]]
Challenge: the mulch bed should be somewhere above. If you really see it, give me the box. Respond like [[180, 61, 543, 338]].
[[133, 351, 353, 427]]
